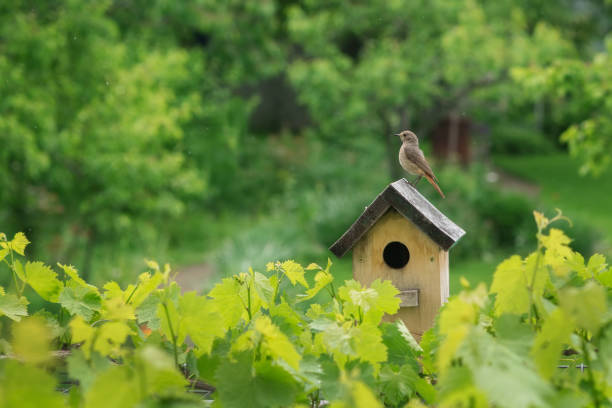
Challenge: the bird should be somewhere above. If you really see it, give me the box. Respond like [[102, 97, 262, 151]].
[[396, 130, 445, 198]]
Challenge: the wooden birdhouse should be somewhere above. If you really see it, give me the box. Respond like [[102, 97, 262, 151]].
[[329, 179, 465, 338]]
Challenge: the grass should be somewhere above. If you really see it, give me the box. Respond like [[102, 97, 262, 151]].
[[495, 153, 612, 248]]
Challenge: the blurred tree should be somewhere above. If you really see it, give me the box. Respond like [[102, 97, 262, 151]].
[[0, 0, 204, 275], [513, 35, 612, 176], [285, 0, 575, 178]]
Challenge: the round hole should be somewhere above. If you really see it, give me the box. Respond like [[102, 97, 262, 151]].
[[383, 241, 410, 269]]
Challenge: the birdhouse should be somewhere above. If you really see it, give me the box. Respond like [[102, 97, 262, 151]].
[[329, 179, 465, 338]]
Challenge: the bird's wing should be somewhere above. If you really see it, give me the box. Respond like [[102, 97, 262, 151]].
[[402, 145, 437, 180]]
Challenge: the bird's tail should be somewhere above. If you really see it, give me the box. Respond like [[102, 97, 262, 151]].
[[424, 174, 445, 198]]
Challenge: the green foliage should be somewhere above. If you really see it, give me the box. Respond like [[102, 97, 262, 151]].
[[513, 36, 612, 175], [2, 212, 612, 406]]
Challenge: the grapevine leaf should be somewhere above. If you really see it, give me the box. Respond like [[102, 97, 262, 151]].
[[281, 260, 309, 288], [0, 360, 65, 408], [344, 381, 384, 408], [306, 262, 321, 270], [94, 321, 134, 357], [84, 366, 139, 408], [59, 286, 102, 321], [57, 263, 96, 291], [180, 291, 226, 355], [0, 293, 28, 321], [585, 254, 608, 278], [377, 365, 418, 406], [208, 277, 245, 329], [559, 281, 606, 333], [490, 255, 529, 316], [25, 261, 63, 302], [255, 315, 301, 370], [370, 279, 401, 316], [128, 271, 164, 307], [11, 316, 53, 364], [437, 285, 487, 375], [350, 322, 387, 370], [70, 316, 95, 358], [67, 349, 111, 392], [215, 352, 298, 408], [298, 269, 333, 302], [137, 346, 188, 395], [14, 259, 25, 282], [494, 314, 534, 356], [1, 232, 30, 255], [541, 228, 574, 276], [339, 279, 400, 324], [135, 293, 161, 329], [157, 298, 185, 346], [596, 267, 612, 288], [531, 308, 573, 379], [269, 299, 303, 337], [253, 270, 274, 306], [0, 248, 8, 262], [460, 328, 552, 408], [100, 296, 135, 321], [381, 321, 421, 371]]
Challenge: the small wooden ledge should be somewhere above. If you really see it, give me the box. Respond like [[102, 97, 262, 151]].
[[398, 289, 419, 307]]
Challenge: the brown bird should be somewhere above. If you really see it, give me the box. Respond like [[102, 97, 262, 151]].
[[396, 130, 445, 198]]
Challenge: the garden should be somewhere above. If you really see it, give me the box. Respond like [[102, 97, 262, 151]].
[[1, 0, 612, 406]]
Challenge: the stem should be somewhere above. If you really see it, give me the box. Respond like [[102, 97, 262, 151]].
[[162, 301, 179, 368], [273, 274, 284, 304], [582, 338, 601, 408], [125, 282, 140, 304], [528, 245, 543, 328], [246, 280, 252, 321]]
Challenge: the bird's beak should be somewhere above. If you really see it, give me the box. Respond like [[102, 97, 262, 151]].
[[394, 133, 401, 137]]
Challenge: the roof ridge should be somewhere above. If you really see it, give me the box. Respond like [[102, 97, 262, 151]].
[[329, 179, 465, 257]]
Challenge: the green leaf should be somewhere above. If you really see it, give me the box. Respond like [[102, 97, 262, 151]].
[[377, 364, 418, 406], [11, 316, 53, 364], [339, 279, 400, 324], [0, 360, 65, 408], [281, 260, 309, 288], [585, 254, 608, 278], [59, 286, 102, 321], [531, 308, 573, 379], [559, 280, 606, 333], [350, 322, 387, 369], [100, 296, 135, 321], [215, 352, 298, 408], [67, 349, 111, 392], [180, 292, 226, 355], [57, 263, 92, 289], [0, 293, 28, 321], [381, 321, 421, 371], [253, 270, 274, 306], [1, 232, 30, 256], [25, 261, 63, 302], [135, 293, 161, 330], [84, 366, 140, 408], [490, 255, 529, 316], [255, 315, 301, 370], [298, 269, 333, 302], [14, 260, 25, 282], [127, 271, 164, 307], [208, 277, 246, 329], [137, 346, 188, 396]]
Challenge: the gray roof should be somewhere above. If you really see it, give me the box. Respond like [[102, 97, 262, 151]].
[[329, 178, 466, 257]]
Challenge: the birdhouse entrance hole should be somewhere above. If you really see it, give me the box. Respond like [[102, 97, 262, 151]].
[[383, 241, 410, 269]]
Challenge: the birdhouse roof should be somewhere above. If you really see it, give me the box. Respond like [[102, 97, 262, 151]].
[[329, 178, 466, 257]]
